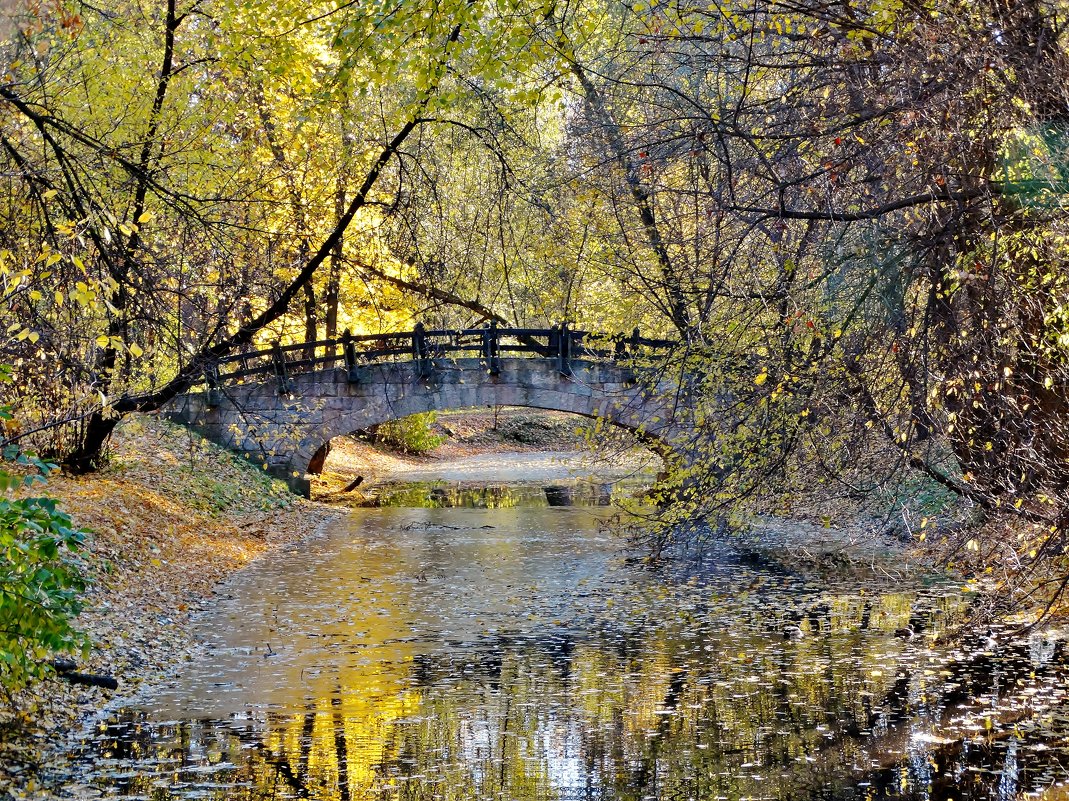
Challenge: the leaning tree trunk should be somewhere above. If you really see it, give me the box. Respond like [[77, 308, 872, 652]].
[[64, 411, 119, 474]]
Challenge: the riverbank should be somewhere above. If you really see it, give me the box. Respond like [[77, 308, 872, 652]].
[[0, 415, 341, 798]]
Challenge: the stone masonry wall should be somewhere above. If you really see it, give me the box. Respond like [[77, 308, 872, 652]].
[[164, 357, 679, 496]]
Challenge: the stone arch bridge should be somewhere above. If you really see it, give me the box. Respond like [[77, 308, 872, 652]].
[[163, 324, 682, 495]]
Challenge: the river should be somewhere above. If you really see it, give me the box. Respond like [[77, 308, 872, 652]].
[[54, 455, 1069, 800]]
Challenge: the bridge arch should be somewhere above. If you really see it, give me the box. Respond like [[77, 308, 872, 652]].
[[165, 357, 680, 495]]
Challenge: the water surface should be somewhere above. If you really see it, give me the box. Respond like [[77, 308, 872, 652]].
[[61, 468, 1069, 800]]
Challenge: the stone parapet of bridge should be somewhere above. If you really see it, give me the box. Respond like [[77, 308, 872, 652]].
[[163, 357, 681, 496]]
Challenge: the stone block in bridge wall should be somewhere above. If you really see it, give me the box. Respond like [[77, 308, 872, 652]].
[[432, 388, 471, 410], [162, 392, 203, 426], [324, 396, 362, 412], [305, 380, 339, 398], [480, 386, 522, 408]]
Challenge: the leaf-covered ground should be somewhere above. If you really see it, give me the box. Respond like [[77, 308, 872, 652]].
[[0, 414, 340, 799]]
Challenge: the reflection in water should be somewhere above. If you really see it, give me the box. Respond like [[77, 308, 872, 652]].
[[67, 495, 1069, 800], [363, 480, 623, 508]]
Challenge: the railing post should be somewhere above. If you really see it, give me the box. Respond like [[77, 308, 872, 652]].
[[413, 322, 432, 378], [483, 320, 501, 375], [342, 328, 363, 384], [272, 340, 291, 394], [614, 328, 640, 360], [558, 322, 573, 377], [204, 357, 222, 408], [548, 325, 559, 361], [621, 327, 643, 384]]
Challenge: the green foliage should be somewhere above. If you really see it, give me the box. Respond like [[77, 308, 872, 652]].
[[0, 492, 89, 692], [372, 412, 444, 454], [0, 364, 89, 692]]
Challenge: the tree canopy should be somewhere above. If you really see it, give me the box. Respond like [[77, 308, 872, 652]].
[[3, 0, 1069, 612]]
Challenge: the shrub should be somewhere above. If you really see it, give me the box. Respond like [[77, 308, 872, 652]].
[[0, 490, 89, 693], [372, 412, 444, 454], [0, 382, 90, 693]]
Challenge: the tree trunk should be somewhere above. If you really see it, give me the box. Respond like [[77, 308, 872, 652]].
[[307, 442, 331, 475], [326, 101, 350, 341], [325, 182, 345, 340], [64, 411, 118, 474]]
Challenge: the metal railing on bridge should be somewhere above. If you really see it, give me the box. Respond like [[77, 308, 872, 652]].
[[200, 323, 675, 399]]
